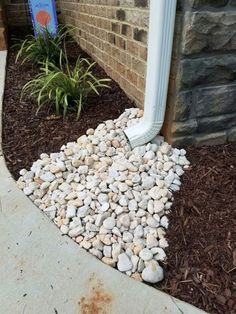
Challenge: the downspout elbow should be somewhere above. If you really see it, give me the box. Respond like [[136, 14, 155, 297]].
[[124, 118, 163, 149], [124, 0, 177, 149]]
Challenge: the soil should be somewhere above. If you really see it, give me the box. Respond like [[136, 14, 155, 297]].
[[2, 39, 236, 314]]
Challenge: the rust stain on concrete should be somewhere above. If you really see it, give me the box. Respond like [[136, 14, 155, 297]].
[[78, 277, 113, 314]]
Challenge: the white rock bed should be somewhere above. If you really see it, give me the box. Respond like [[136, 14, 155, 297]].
[[17, 108, 190, 284]]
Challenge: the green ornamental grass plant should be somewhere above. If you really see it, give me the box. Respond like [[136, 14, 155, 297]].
[[14, 25, 74, 65], [22, 51, 111, 119]]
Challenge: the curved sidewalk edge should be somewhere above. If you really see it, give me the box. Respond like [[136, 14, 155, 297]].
[[0, 50, 206, 314]]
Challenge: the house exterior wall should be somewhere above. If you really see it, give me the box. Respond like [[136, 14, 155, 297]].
[[0, 0, 223, 145], [59, 0, 236, 146], [59, 0, 149, 107], [4, 0, 30, 27], [0, 4, 7, 50]]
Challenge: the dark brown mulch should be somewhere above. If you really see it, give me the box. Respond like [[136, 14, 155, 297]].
[[2, 42, 135, 179], [157, 143, 236, 314], [2, 38, 236, 314]]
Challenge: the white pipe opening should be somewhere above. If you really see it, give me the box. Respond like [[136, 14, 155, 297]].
[[124, 0, 177, 148]]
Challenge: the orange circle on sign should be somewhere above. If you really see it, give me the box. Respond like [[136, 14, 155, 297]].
[[36, 10, 51, 27]]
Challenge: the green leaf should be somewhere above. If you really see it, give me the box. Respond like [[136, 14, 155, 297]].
[[21, 52, 110, 119]]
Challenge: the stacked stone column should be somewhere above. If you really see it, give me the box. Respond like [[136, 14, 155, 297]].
[[164, 0, 236, 146]]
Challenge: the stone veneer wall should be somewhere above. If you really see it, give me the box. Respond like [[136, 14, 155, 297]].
[[163, 0, 236, 146]]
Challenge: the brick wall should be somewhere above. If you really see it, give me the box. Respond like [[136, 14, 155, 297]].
[[0, 4, 7, 50], [5, 0, 30, 27], [59, 0, 149, 106], [56, 0, 236, 146], [164, 0, 236, 146]]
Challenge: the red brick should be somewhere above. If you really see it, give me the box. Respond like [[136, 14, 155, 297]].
[[126, 40, 140, 57], [127, 69, 138, 86], [132, 57, 146, 77], [139, 45, 147, 61], [0, 27, 7, 50]]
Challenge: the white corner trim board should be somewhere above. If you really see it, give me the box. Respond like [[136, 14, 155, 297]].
[[124, 0, 177, 148]]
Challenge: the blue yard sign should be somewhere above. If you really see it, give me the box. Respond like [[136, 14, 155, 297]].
[[28, 0, 58, 36]]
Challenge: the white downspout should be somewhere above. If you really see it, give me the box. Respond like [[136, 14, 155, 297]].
[[124, 0, 177, 148]]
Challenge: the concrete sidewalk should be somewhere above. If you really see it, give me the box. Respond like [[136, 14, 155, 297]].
[[0, 50, 206, 314]]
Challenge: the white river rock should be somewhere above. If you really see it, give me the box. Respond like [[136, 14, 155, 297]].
[[117, 253, 132, 272], [141, 261, 164, 283], [17, 108, 189, 284]]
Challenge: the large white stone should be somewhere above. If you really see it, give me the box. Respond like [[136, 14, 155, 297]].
[[153, 200, 164, 213], [131, 255, 139, 273], [142, 177, 155, 190], [163, 162, 174, 172], [149, 187, 161, 200], [103, 217, 116, 230], [123, 231, 133, 243], [139, 248, 153, 261], [117, 253, 132, 272], [118, 183, 129, 193], [68, 226, 84, 238], [66, 205, 76, 218], [23, 187, 33, 196], [146, 217, 159, 228], [119, 195, 129, 206], [160, 216, 169, 229], [128, 199, 138, 211], [40, 172, 55, 182], [100, 202, 110, 212], [146, 234, 158, 249], [144, 151, 155, 160], [119, 214, 131, 228], [77, 166, 89, 174], [159, 143, 171, 154], [97, 193, 109, 204], [77, 206, 90, 218], [153, 248, 167, 261], [141, 261, 164, 283], [132, 174, 141, 184], [159, 238, 169, 249], [134, 225, 144, 238]]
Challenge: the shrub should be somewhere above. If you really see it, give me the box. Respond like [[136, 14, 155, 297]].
[[22, 53, 111, 119], [14, 25, 74, 65]]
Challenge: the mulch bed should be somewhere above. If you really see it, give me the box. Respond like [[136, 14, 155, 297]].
[[2, 42, 134, 179], [2, 38, 236, 314], [158, 143, 236, 314]]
